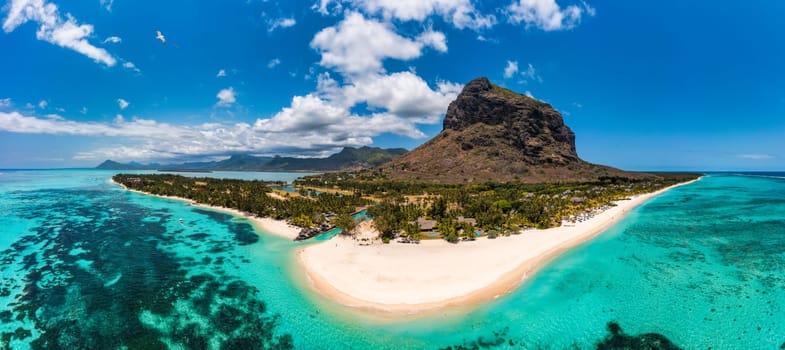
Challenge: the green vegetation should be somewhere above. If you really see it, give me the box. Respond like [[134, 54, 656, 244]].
[[298, 172, 701, 241], [114, 172, 700, 243], [331, 213, 357, 235], [113, 174, 369, 227]]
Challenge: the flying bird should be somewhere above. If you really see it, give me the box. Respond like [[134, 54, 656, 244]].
[[155, 30, 166, 45]]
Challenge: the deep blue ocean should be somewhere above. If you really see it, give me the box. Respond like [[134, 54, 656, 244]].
[[1, 170, 783, 349]]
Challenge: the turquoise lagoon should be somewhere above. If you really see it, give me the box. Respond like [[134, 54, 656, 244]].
[[1, 170, 783, 349]]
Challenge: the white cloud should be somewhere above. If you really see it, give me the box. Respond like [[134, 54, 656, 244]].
[[268, 17, 296, 32], [216, 69, 227, 77], [267, 58, 281, 68], [38, 100, 48, 109], [581, 0, 596, 16], [520, 62, 542, 83], [322, 71, 461, 122], [81, 106, 87, 114], [0, 69, 462, 162], [0, 110, 386, 161], [416, 29, 447, 53], [476, 35, 498, 43], [506, 0, 593, 31], [3, 0, 117, 66], [117, 98, 129, 109], [216, 87, 236, 106], [0, 98, 11, 108], [100, 0, 113, 12], [255, 94, 350, 133], [504, 60, 541, 83], [253, 70, 460, 148], [524, 90, 534, 98], [503, 60, 518, 78], [255, 94, 425, 140], [317, 0, 495, 30], [103, 36, 121, 44], [123, 61, 140, 73], [0, 111, 180, 138], [738, 154, 773, 160], [311, 12, 446, 78], [313, 0, 343, 15]]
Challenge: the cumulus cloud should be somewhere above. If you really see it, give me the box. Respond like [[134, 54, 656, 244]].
[[416, 29, 447, 53], [0, 111, 211, 160], [503, 60, 541, 83], [506, 0, 593, 31], [0, 111, 179, 138], [267, 58, 281, 68], [216, 87, 236, 106], [0, 69, 463, 162], [313, 0, 343, 15], [103, 35, 121, 44], [268, 17, 296, 32], [0, 1, 474, 163], [315, 0, 495, 30], [311, 12, 446, 78], [0, 110, 400, 161], [2, 0, 117, 66], [117, 98, 129, 109], [503, 60, 518, 78], [255, 94, 426, 141], [320, 71, 461, 123], [255, 94, 351, 133], [0, 98, 11, 108], [252, 70, 461, 152], [38, 100, 48, 109]]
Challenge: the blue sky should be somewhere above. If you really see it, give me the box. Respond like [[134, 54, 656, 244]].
[[0, 0, 783, 170]]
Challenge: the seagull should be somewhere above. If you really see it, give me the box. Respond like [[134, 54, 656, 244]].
[[155, 30, 166, 45]]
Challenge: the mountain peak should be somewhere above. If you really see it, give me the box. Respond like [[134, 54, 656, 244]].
[[443, 78, 548, 131], [377, 77, 651, 183], [463, 77, 492, 93]]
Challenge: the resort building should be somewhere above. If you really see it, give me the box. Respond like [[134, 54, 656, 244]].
[[416, 217, 437, 232]]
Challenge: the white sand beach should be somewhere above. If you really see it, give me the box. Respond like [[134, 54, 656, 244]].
[[298, 180, 699, 314], [110, 178, 301, 240]]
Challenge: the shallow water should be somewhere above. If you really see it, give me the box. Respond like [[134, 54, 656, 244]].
[[1, 170, 783, 349]]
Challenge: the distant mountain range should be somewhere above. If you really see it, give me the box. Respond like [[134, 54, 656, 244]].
[[96, 146, 408, 172]]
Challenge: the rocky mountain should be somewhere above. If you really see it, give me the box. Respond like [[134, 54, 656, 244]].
[[377, 77, 653, 183], [97, 146, 407, 172]]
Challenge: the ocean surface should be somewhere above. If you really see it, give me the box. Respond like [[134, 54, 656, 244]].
[[1, 170, 783, 349]]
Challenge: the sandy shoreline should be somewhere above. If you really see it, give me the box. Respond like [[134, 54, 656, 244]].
[[111, 175, 700, 315], [298, 179, 700, 315], [110, 178, 301, 240]]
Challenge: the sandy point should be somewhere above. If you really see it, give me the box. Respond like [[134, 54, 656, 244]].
[[298, 179, 700, 316]]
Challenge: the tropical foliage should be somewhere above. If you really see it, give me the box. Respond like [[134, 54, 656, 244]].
[[115, 172, 700, 243]]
